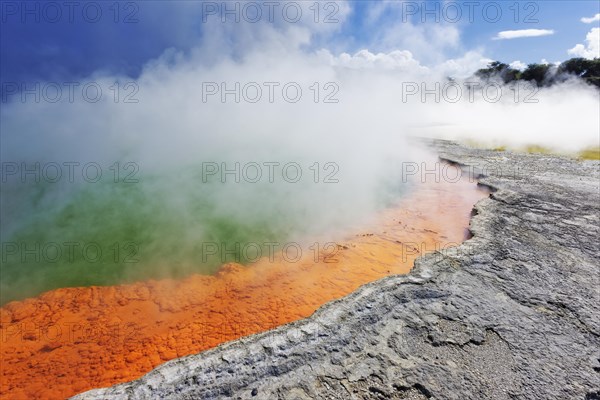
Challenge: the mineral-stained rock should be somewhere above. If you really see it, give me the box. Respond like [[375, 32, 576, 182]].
[[74, 140, 600, 400]]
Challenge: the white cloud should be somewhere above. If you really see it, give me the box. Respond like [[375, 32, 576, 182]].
[[568, 27, 600, 59], [324, 49, 428, 72], [509, 60, 527, 71], [581, 13, 600, 23], [323, 49, 493, 79], [357, 2, 461, 64], [493, 29, 555, 40], [436, 51, 492, 78], [539, 59, 560, 66]]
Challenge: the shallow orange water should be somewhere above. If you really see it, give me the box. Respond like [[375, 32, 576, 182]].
[[0, 165, 488, 399]]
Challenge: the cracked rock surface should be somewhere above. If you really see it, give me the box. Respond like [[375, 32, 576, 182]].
[[74, 141, 600, 400]]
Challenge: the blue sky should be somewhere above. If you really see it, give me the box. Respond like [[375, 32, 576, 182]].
[[1, 1, 599, 84], [338, 1, 599, 63], [461, 1, 600, 62]]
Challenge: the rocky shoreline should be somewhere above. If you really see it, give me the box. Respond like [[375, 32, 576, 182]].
[[74, 140, 600, 400]]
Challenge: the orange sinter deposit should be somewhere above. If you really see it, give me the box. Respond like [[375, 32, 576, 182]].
[[0, 164, 488, 399]]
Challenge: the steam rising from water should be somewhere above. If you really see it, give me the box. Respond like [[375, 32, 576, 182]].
[[1, 17, 598, 303]]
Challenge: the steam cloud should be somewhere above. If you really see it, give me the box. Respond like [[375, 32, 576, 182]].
[[1, 2, 598, 303]]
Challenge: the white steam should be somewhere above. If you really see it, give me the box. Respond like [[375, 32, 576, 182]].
[[1, 5, 599, 262]]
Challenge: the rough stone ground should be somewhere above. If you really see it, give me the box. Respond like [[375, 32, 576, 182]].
[[75, 140, 600, 400]]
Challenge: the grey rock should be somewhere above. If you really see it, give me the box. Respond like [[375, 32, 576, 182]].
[[74, 140, 600, 400]]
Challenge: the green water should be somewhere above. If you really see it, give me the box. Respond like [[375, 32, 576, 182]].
[[1, 160, 405, 305], [0, 171, 295, 304]]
